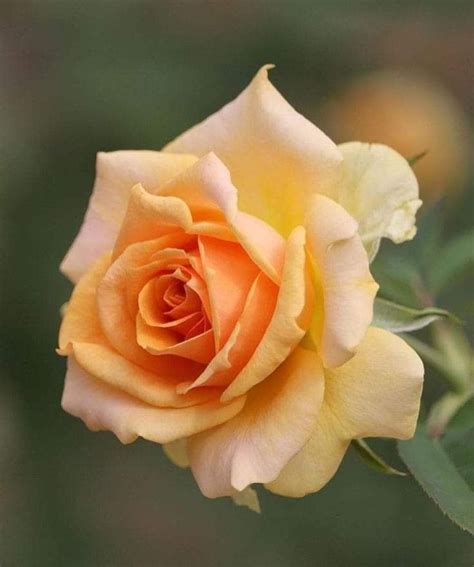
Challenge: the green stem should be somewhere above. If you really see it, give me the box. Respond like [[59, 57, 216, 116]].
[[401, 333, 467, 391]]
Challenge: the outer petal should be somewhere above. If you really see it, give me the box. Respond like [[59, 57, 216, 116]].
[[334, 142, 422, 261], [71, 342, 215, 409], [266, 403, 349, 497], [59, 254, 111, 351], [61, 151, 197, 282], [267, 327, 423, 497], [221, 226, 312, 402], [62, 356, 246, 445], [188, 347, 325, 497], [306, 193, 378, 368], [324, 327, 424, 440], [164, 66, 342, 237]]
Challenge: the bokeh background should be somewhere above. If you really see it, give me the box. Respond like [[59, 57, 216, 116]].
[[1, 2, 473, 566]]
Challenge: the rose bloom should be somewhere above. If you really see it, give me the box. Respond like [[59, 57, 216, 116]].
[[58, 66, 423, 501]]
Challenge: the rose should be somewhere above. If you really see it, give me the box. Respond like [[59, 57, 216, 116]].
[[58, 66, 424, 501]]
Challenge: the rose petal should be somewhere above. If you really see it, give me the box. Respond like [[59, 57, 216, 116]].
[[113, 184, 193, 259], [71, 342, 214, 408], [58, 252, 207, 405], [96, 236, 200, 374], [180, 271, 278, 391], [221, 226, 311, 402], [306, 193, 378, 368], [335, 142, 422, 261], [159, 153, 286, 283], [137, 313, 215, 365], [59, 254, 111, 352], [325, 327, 424, 439], [61, 151, 197, 282], [188, 347, 324, 497], [164, 66, 342, 237], [266, 404, 349, 497], [62, 356, 246, 445], [198, 236, 259, 349], [267, 327, 423, 497]]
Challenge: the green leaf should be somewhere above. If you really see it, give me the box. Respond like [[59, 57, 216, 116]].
[[398, 426, 474, 534], [442, 400, 474, 490], [372, 297, 457, 333], [429, 230, 474, 294], [444, 428, 474, 490], [352, 439, 406, 476], [406, 150, 428, 167]]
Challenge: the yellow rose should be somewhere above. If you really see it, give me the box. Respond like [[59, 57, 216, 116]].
[[58, 66, 424, 501]]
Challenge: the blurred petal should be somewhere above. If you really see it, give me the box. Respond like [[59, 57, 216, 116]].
[[336, 142, 422, 260], [61, 151, 197, 282], [164, 66, 342, 237], [231, 486, 261, 514], [188, 348, 324, 497], [221, 226, 311, 402], [306, 194, 378, 368], [267, 327, 423, 497], [163, 439, 189, 469], [62, 356, 246, 445]]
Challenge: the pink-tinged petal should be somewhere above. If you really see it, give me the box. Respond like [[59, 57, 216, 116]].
[[164, 66, 342, 237], [306, 194, 378, 368], [160, 153, 285, 284], [188, 347, 325, 497], [267, 327, 424, 497], [62, 356, 246, 445], [221, 226, 312, 402], [61, 151, 197, 283]]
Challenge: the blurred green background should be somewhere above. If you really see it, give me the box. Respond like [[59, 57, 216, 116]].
[[0, 2, 473, 566]]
